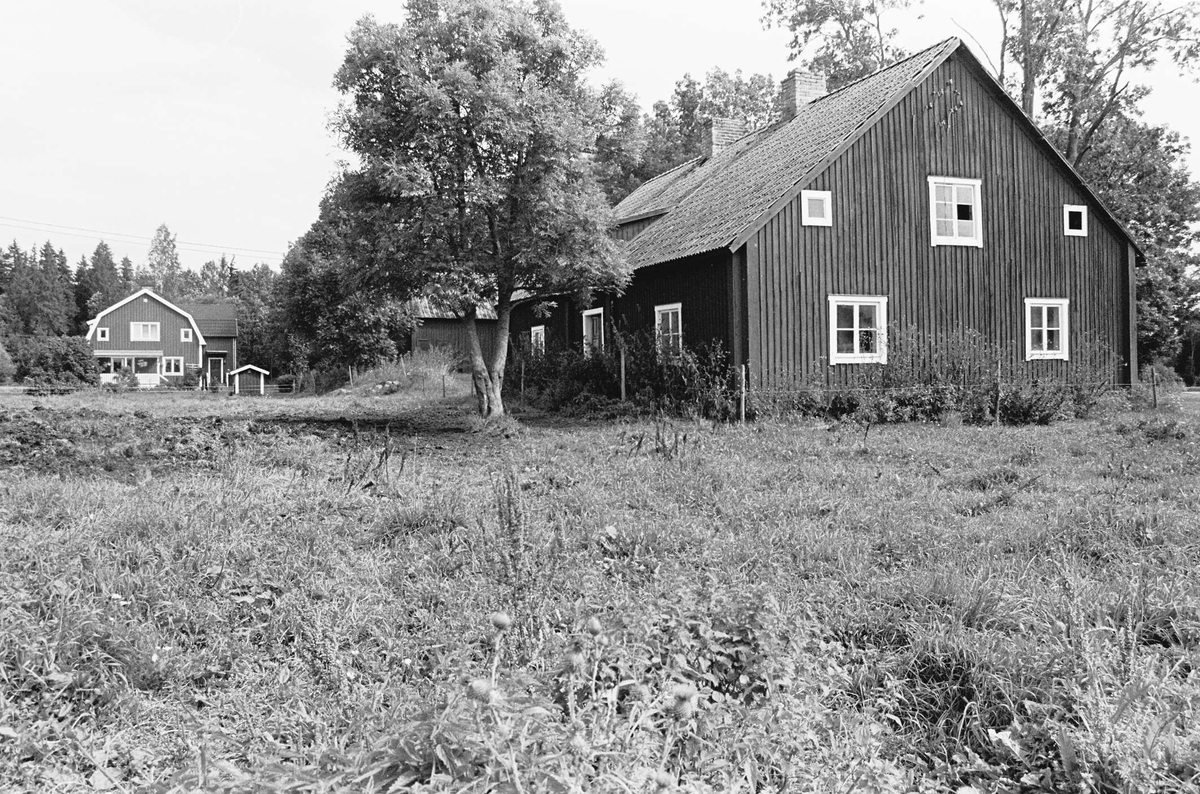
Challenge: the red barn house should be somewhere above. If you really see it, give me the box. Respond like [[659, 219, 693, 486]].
[[86, 288, 239, 388], [510, 38, 1139, 385]]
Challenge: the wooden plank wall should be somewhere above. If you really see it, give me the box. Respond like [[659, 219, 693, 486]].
[[92, 297, 200, 365], [746, 51, 1132, 386]]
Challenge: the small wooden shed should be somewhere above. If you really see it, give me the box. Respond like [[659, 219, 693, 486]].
[[229, 364, 269, 396]]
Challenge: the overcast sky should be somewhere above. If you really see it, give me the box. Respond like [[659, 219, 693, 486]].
[[1, 0, 1196, 272]]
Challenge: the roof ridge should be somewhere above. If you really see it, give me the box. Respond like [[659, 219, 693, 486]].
[[809, 37, 959, 106]]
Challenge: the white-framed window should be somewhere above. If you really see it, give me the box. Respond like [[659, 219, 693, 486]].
[[654, 302, 683, 357], [928, 176, 983, 247], [96, 327, 109, 342], [1064, 205, 1088, 237], [800, 190, 832, 227], [582, 308, 604, 356], [129, 322, 160, 342], [162, 357, 184, 376], [530, 325, 546, 355], [1025, 298, 1069, 361], [828, 295, 888, 364], [181, 327, 193, 342]]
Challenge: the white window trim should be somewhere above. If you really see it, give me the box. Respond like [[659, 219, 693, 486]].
[[1063, 204, 1088, 237], [654, 302, 683, 356], [581, 308, 604, 356], [800, 190, 832, 227], [928, 176, 983, 248], [530, 325, 545, 354], [181, 327, 193, 342], [129, 321, 161, 342], [96, 327, 110, 341], [828, 295, 888, 365], [1024, 298, 1069, 361], [162, 357, 184, 376]]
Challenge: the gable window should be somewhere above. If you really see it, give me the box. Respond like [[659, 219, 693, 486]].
[[655, 303, 682, 357], [181, 327, 193, 342], [1025, 298, 1069, 361], [130, 322, 160, 342], [928, 176, 982, 247], [800, 190, 832, 226], [162, 357, 184, 376], [828, 295, 888, 364], [96, 327, 110, 342], [582, 308, 604, 356], [1064, 205, 1088, 237], [530, 325, 546, 355]]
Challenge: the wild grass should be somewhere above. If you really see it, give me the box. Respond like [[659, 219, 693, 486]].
[[1, 392, 1199, 791]]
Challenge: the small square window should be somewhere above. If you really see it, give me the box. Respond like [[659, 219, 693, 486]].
[[530, 325, 545, 355], [928, 177, 983, 247], [654, 303, 682, 357], [181, 327, 193, 342], [801, 190, 832, 226], [162, 357, 184, 375], [828, 295, 888, 364], [1025, 298, 1069, 361], [581, 308, 604, 356], [96, 327, 110, 342], [1064, 205, 1088, 236]]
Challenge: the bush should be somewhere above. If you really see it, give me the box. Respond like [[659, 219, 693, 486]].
[[751, 326, 1118, 426], [103, 367, 141, 393], [0, 340, 15, 384], [10, 335, 100, 385], [510, 329, 740, 420]]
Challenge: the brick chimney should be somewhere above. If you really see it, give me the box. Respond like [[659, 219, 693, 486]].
[[702, 117, 748, 159], [779, 69, 827, 120]]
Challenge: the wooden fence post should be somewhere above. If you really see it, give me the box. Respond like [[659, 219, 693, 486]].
[[520, 358, 525, 404], [1152, 367, 1158, 409], [442, 374, 446, 399], [739, 364, 747, 423], [620, 345, 627, 402]]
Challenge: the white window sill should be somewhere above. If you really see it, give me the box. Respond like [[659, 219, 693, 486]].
[[931, 237, 983, 248]]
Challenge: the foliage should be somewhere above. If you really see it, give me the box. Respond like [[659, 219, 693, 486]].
[[0, 241, 74, 337], [9, 335, 100, 385], [750, 326, 1120, 425], [145, 223, 183, 298], [0, 339, 14, 383], [761, 0, 911, 89], [330, 0, 628, 416]]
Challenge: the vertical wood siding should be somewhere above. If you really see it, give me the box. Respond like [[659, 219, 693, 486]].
[[90, 297, 203, 367], [412, 319, 499, 366], [746, 51, 1132, 386], [614, 215, 662, 242]]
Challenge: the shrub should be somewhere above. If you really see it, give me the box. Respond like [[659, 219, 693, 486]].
[[10, 335, 100, 385], [750, 325, 1118, 426], [0, 340, 15, 383]]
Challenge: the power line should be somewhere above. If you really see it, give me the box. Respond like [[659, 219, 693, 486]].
[[0, 214, 286, 260]]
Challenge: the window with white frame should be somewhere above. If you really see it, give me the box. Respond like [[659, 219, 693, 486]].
[[129, 322, 160, 342], [582, 308, 604, 355], [800, 190, 832, 226], [530, 325, 545, 355], [181, 327, 193, 342], [928, 176, 982, 247], [1025, 298, 1069, 360], [1063, 205, 1088, 237], [828, 295, 888, 364], [96, 327, 109, 341], [655, 302, 682, 357], [162, 357, 184, 376]]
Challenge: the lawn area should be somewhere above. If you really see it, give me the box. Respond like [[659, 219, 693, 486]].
[[1, 386, 1198, 792]]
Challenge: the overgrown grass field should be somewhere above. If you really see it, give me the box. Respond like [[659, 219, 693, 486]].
[[2, 387, 1199, 792]]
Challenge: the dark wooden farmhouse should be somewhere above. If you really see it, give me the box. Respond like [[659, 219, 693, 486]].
[[86, 288, 238, 388], [510, 38, 1139, 385]]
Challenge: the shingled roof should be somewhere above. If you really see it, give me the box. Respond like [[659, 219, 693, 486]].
[[177, 302, 238, 337], [615, 39, 960, 268]]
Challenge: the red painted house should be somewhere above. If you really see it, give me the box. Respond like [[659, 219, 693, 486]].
[[85, 288, 238, 388], [511, 38, 1139, 385]]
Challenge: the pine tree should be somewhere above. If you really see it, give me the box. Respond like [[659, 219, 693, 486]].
[[88, 242, 123, 315], [119, 256, 135, 294], [73, 255, 93, 334]]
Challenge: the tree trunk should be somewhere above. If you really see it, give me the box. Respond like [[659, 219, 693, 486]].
[[462, 295, 514, 418], [1021, 0, 1036, 116]]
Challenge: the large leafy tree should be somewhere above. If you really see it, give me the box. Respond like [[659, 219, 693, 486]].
[[332, 0, 627, 416], [146, 224, 183, 297], [761, 0, 911, 89]]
